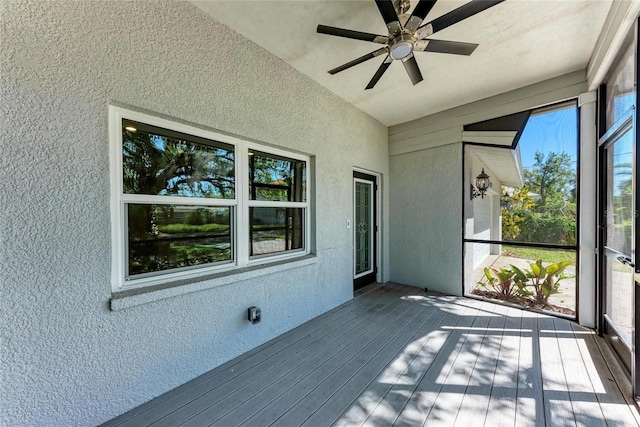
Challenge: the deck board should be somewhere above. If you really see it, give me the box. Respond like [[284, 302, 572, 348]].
[[108, 284, 402, 427], [421, 300, 494, 426], [453, 301, 507, 427], [274, 297, 450, 426], [538, 315, 576, 426], [102, 283, 640, 427], [340, 297, 473, 427], [483, 305, 521, 427], [554, 318, 606, 427], [229, 298, 427, 426], [168, 286, 417, 426], [515, 310, 545, 427], [266, 298, 443, 427], [572, 322, 639, 427]]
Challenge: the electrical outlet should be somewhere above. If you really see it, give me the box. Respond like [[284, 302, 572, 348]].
[[248, 306, 261, 324]]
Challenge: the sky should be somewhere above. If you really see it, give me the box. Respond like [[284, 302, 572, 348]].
[[518, 105, 578, 170]]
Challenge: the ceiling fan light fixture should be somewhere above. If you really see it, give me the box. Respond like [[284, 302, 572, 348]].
[[389, 34, 416, 60], [390, 41, 413, 60]]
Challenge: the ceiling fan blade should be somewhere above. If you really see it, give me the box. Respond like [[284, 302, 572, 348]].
[[416, 0, 505, 39], [375, 0, 402, 34], [365, 55, 393, 90], [402, 53, 423, 85], [328, 48, 388, 75], [317, 25, 389, 44], [405, 0, 437, 32], [414, 39, 479, 55]]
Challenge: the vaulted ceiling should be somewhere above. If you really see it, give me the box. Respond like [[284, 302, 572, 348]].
[[191, 1, 613, 126]]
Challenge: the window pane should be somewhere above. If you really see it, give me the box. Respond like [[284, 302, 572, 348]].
[[249, 151, 306, 202], [355, 181, 373, 276], [250, 207, 304, 256], [606, 128, 634, 254], [127, 204, 232, 277], [604, 256, 634, 346], [605, 28, 636, 130], [122, 120, 235, 198]]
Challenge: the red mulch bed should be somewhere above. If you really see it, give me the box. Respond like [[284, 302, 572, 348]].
[[471, 289, 576, 316]]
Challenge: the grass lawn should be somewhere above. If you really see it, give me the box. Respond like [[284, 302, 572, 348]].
[[501, 245, 576, 265], [158, 223, 230, 234]]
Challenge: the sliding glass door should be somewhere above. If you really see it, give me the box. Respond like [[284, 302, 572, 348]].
[[600, 116, 635, 373], [597, 20, 638, 398]]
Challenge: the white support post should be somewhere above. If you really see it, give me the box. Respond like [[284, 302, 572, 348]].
[[578, 91, 598, 327]]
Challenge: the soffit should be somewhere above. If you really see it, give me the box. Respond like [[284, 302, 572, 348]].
[[468, 144, 523, 187]]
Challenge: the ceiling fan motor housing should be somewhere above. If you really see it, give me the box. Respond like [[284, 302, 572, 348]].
[[389, 33, 416, 60]]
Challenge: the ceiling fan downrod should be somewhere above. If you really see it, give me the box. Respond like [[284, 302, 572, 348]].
[[393, 0, 411, 16]]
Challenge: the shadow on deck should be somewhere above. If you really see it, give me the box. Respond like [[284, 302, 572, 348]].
[[103, 283, 640, 427]]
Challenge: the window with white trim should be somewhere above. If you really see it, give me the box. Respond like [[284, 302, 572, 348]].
[[110, 107, 311, 291]]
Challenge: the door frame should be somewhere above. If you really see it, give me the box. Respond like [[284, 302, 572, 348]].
[[353, 168, 382, 289], [597, 109, 639, 398], [595, 17, 640, 400]]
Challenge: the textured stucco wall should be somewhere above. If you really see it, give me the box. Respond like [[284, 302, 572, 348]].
[[389, 143, 463, 295], [0, 1, 388, 425], [463, 152, 504, 293]]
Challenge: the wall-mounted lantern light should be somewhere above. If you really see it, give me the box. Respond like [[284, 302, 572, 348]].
[[501, 191, 512, 209], [470, 168, 491, 200]]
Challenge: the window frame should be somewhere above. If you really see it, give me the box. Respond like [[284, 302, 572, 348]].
[[109, 106, 311, 292], [246, 146, 308, 260]]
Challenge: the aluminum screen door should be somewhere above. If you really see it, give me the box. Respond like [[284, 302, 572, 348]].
[[354, 172, 377, 290]]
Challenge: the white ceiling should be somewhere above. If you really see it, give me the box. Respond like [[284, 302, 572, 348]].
[[191, 0, 612, 127]]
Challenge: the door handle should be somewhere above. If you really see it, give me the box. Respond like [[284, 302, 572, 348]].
[[617, 255, 635, 268]]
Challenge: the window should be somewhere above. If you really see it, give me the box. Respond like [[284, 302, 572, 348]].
[[604, 28, 636, 131], [248, 150, 306, 257], [110, 107, 311, 291]]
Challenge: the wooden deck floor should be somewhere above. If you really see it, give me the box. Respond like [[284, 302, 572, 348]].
[[104, 283, 640, 427]]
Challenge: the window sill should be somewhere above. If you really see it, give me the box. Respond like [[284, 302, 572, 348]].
[[110, 254, 317, 311]]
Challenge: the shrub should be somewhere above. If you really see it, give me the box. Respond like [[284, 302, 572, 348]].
[[511, 260, 572, 305], [477, 259, 573, 306], [478, 267, 518, 299]]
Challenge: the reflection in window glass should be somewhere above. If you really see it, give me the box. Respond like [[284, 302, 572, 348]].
[[250, 207, 304, 256], [604, 256, 634, 346], [605, 29, 636, 130], [355, 181, 373, 276], [122, 120, 235, 198], [606, 128, 634, 255], [249, 151, 306, 202], [127, 204, 232, 277]]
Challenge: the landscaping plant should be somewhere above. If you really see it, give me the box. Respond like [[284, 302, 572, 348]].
[[477, 259, 573, 306], [480, 267, 518, 299], [511, 260, 572, 305]]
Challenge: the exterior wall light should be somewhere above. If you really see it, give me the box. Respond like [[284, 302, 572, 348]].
[[501, 191, 512, 209], [470, 168, 491, 200]]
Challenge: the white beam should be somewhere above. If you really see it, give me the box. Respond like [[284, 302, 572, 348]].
[[578, 91, 598, 328]]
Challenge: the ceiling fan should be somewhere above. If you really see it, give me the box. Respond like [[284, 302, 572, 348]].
[[317, 0, 505, 89]]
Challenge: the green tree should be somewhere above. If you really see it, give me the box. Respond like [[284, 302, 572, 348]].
[[502, 151, 576, 244], [501, 187, 534, 240], [123, 130, 235, 198], [524, 151, 574, 208]]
